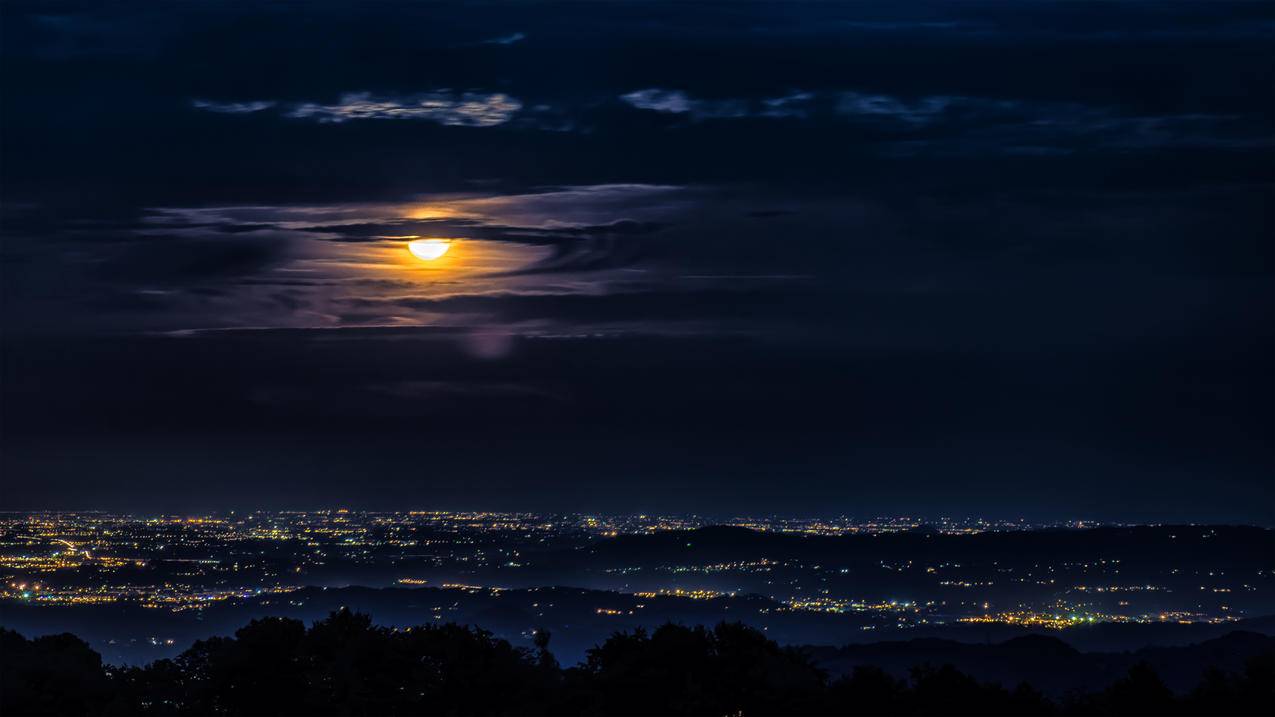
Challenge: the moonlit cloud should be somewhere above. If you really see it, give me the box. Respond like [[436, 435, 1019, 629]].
[[191, 92, 524, 127], [483, 31, 526, 45], [620, 89, 752, 119], [190, 99, 276, 114], [185, 84, 1264, 154], [835, 92, 956, 124], [285, 91, 523, 126], [621, 89, 695, 114], [760, 92, 816, 118], [102, 183, 697, 334], [617, 87, 1265, 154], [617, 87, 1011, 128], [622, 88, 963, 123]]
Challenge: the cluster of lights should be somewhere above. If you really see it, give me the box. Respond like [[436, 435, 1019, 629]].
[[633, 588, 735, 600], [0, 512, 1258, 629]]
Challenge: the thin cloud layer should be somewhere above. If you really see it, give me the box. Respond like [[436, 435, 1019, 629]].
[[192, 91, 524, 127], [190, 99, 277, 114]]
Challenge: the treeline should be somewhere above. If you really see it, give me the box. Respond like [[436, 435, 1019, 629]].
[[2, 610, 1271, 716]]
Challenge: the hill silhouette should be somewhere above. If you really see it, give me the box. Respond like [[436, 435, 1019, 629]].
[[805, 631, 1275, 698], [2, 610, 1272, 715]]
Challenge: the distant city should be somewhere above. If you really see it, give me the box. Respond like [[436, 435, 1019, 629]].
[[1, 511, 1268, 665]]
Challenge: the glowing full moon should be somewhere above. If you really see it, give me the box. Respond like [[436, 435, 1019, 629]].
[[407, 239, 451, 261]]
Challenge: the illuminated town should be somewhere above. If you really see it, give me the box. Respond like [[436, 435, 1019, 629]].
[[1, 510, 1267, 665]]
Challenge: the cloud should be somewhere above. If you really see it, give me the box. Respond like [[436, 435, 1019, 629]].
[[191, 92, 524, 127], [835, 92, 956, 125], [489, 219, 667, 276], [615, 86, 1271, 154], [761, 92, 817, 118], [190, 99, 276, 114], [618, 88, 961, 124], [151, 185, 688, 241], [482, 32, 526, 45], [621, 89, 696, 114], [348, 286, 809, 327], [618, 87, 1001, 127], [285, 91, 522, 126], [620, 88, 754, 120]]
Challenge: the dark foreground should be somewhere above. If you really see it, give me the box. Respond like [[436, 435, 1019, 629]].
[[3, 610, 1271, 716]]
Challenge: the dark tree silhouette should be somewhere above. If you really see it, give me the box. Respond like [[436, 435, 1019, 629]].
[[570, 622, 824, 715], [2, 615, 1272, 716], [1, 628, 113, 716], [906, 663, 1052, 716], [1180, 653, 1274, 717], [825, 665, 907, 715], [533, 627, 560, 672], [1092, 662, 1179, 716]]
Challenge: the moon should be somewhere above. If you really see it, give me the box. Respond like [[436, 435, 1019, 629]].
[[407, 239, 451, 261]]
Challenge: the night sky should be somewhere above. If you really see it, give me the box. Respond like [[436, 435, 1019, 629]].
[[1, 1, 1271, 522]]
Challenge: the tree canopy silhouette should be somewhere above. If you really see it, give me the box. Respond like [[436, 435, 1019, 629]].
[[1, 612, 1271, 716]]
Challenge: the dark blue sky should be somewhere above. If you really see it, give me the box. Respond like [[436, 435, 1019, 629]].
[[1, 1, 1271, 521]]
